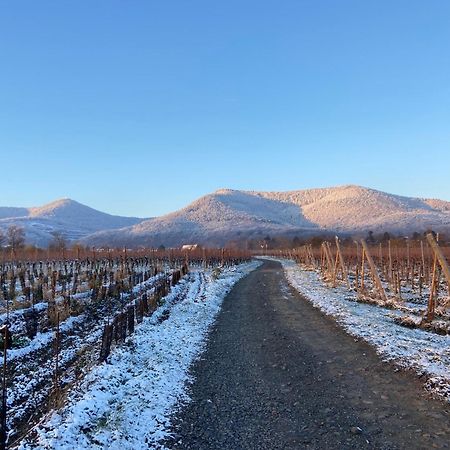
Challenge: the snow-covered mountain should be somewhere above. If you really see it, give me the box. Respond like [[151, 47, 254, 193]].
[[0, 199, 145, 247], [82, 185, 450, 248]]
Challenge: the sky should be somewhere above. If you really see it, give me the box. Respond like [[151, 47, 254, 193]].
[[0, 0, 449, 218]]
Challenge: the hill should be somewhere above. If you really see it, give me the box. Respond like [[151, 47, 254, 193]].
[[0, 198, 145, 247], [82, 185, 450, 247]]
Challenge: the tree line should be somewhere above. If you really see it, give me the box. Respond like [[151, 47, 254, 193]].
[[233, 229, 448, 251]]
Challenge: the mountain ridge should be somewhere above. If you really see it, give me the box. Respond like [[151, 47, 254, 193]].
[[0, 198, 146, 247], [81, 185, 450, 248], [1, 186, 449, 248]]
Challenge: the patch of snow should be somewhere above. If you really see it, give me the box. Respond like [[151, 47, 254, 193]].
[[275, 259, 450, 401], [18, 261, 261, 450]]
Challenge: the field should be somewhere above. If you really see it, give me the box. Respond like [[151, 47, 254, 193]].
[[0, 248, 250, 447], [270, 234, 450, 334], [1, 237, 449, 448]]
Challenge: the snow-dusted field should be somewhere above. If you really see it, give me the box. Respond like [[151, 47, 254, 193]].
[[5, 270, 169, 436], [18, 261, 260, 450], [276, 258, 450, 401]]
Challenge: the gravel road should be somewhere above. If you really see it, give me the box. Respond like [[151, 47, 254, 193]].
[[166, 259, 449, 449]]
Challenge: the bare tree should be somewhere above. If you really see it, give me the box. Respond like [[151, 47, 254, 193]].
[[49, 231, 67, 253], [0, 229, 5, 247], [7, 225, 25, 255]]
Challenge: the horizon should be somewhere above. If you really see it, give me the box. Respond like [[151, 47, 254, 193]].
[[1, 1, 450, 216]]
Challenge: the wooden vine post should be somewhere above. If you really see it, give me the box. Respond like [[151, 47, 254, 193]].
[[326, 242, 336, 278], [426, 233, 450, 290], [406, 238, 410, 269], [360, 245, 365, 292], [332, 243, 340, 287], [354, 241, 360, 290], [320, 245, 325, 274], [388, 240, 393, 284], [426, 233, 450, 321], [321, 242, 335, 280], [420, 240, 425, 277], [360, 240, 388, 302], [307, 245, 315, 268], [0, 325, 8, 450], [53, 311, 60, 408], [333, 236, 350, 288], [427, 259, 438, 322]]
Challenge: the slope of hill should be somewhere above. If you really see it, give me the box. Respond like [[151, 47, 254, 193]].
[[0, 199, 145, 247], [0, 207, 29, 219], [82, 185, 450, 248]]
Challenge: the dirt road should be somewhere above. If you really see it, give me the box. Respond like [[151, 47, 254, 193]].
[[167, 260, 449, 449]]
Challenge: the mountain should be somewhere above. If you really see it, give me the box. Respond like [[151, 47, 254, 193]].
[[82, 185, 450, 248], [0, 199, 145, 247]]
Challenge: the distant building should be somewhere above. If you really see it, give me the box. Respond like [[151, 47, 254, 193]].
[[181, 244, 200, 251]]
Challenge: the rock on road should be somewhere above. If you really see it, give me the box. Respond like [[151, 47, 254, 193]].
[[166, 260, 449, 449]]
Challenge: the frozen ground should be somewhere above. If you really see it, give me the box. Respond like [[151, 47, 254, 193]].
[[275, 258, 450, 401], [17, 261, 260, 450], [164, 258, 450, 450], [5, 271, 169, 438]]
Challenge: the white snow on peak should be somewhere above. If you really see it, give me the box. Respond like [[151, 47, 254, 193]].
[[28, 198, 84, 218], [83, 185, 450, 248], [0, 199, 145, 247], [2, 185, 448, 248]]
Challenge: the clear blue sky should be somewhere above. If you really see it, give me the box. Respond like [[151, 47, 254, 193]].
[[1, 0, 449, 217]]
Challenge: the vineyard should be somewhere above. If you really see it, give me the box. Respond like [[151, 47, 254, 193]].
[[272, 233, 450, 334], [1, 236, 449, 448], [0, 248, 250, 448]]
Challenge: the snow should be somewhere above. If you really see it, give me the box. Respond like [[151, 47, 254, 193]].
[[274, 258, 450, 401], [0, 198, 145, 247], [18, 260, 261, 450], [84, 185, 450, 248], [4, 270, 174, 437]]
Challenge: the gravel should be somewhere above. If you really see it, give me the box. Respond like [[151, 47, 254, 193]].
[[165, 260, 450, 450]]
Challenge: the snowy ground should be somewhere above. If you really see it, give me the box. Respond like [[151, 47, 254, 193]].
[[17, 261, 260, 450], [274, 258, 450, 402], [6, 271, 170, 437]]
